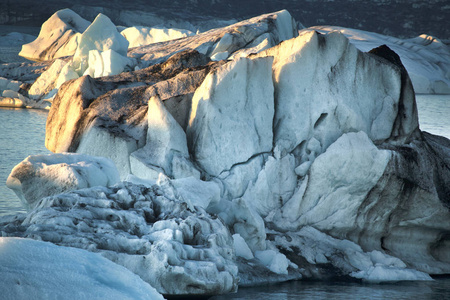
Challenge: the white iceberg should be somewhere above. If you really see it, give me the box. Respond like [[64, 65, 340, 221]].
[[19, 9, 90, 61], [1, 182, 238, 296]]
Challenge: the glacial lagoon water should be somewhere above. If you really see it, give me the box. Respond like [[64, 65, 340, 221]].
[[0, 95, 449, 298]]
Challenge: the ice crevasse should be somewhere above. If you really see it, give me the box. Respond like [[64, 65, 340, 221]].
[[2, 10, 450, 298]]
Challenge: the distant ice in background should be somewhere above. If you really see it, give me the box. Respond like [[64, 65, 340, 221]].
[[0, 25, 39, 63]]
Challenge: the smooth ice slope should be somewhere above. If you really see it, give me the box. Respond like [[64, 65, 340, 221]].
[[0, 237, 164, 300], [19, 9, 90, 61], [187, 56, 274, 176], [6, 153, 120, 210], [121, 26, 195, 48], [312, 26, 450, 94]]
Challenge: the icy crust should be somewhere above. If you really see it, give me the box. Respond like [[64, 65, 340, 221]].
[[312, 26, 450, 94], [19, 9, 90, 61], [6, 153, 120, 211], [0, 237, 164, 300], [0, 181, 238, 296]]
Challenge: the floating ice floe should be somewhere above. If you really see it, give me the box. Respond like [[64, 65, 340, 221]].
[[0, 237, 164, 300]]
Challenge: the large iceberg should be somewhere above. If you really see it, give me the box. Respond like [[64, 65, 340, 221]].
[[2, 9, 450, 298]]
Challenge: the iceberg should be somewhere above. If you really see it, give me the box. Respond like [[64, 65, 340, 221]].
[[73, 13, 131, 76], [2, 9, 450, 298], [19, 9, 90, 61]]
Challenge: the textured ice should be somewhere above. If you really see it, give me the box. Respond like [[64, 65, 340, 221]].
[[28, 59, 68, 100], [121, 26, 194, 48], [19, 9, 90, 61], [0, 237, 164, 300], [312, 26, 450, 94], [6, 153, 120, 211], [0, 182, 238, 296]]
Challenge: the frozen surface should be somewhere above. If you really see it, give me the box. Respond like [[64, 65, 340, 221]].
[[6, 153, 119, 211], [19, 9, 90, 61], [312, 26, 450, 94], [0, 237, 164, 300]]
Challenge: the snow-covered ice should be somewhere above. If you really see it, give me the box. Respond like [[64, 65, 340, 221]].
[[0, 237, 164, 300]]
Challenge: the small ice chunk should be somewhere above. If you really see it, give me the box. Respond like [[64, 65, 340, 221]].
[[232, 234, 254, 260], [255, 249, 289, 275]]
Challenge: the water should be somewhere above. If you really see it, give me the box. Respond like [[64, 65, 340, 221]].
[[0, 108, 49, 216], [416, 94, 450, 139], [211, 277, 450, 299]]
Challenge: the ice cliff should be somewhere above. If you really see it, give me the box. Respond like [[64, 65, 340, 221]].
[[1, 9, 450, 298]]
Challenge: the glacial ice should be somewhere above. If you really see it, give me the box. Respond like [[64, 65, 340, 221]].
[[2, 8, 450, 298], [121, 26, 195, 48], [6, 153, 120, 211], [19, 9, 90, 61], [312, 26, 450, 94], [0, 237, 164, 300]]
